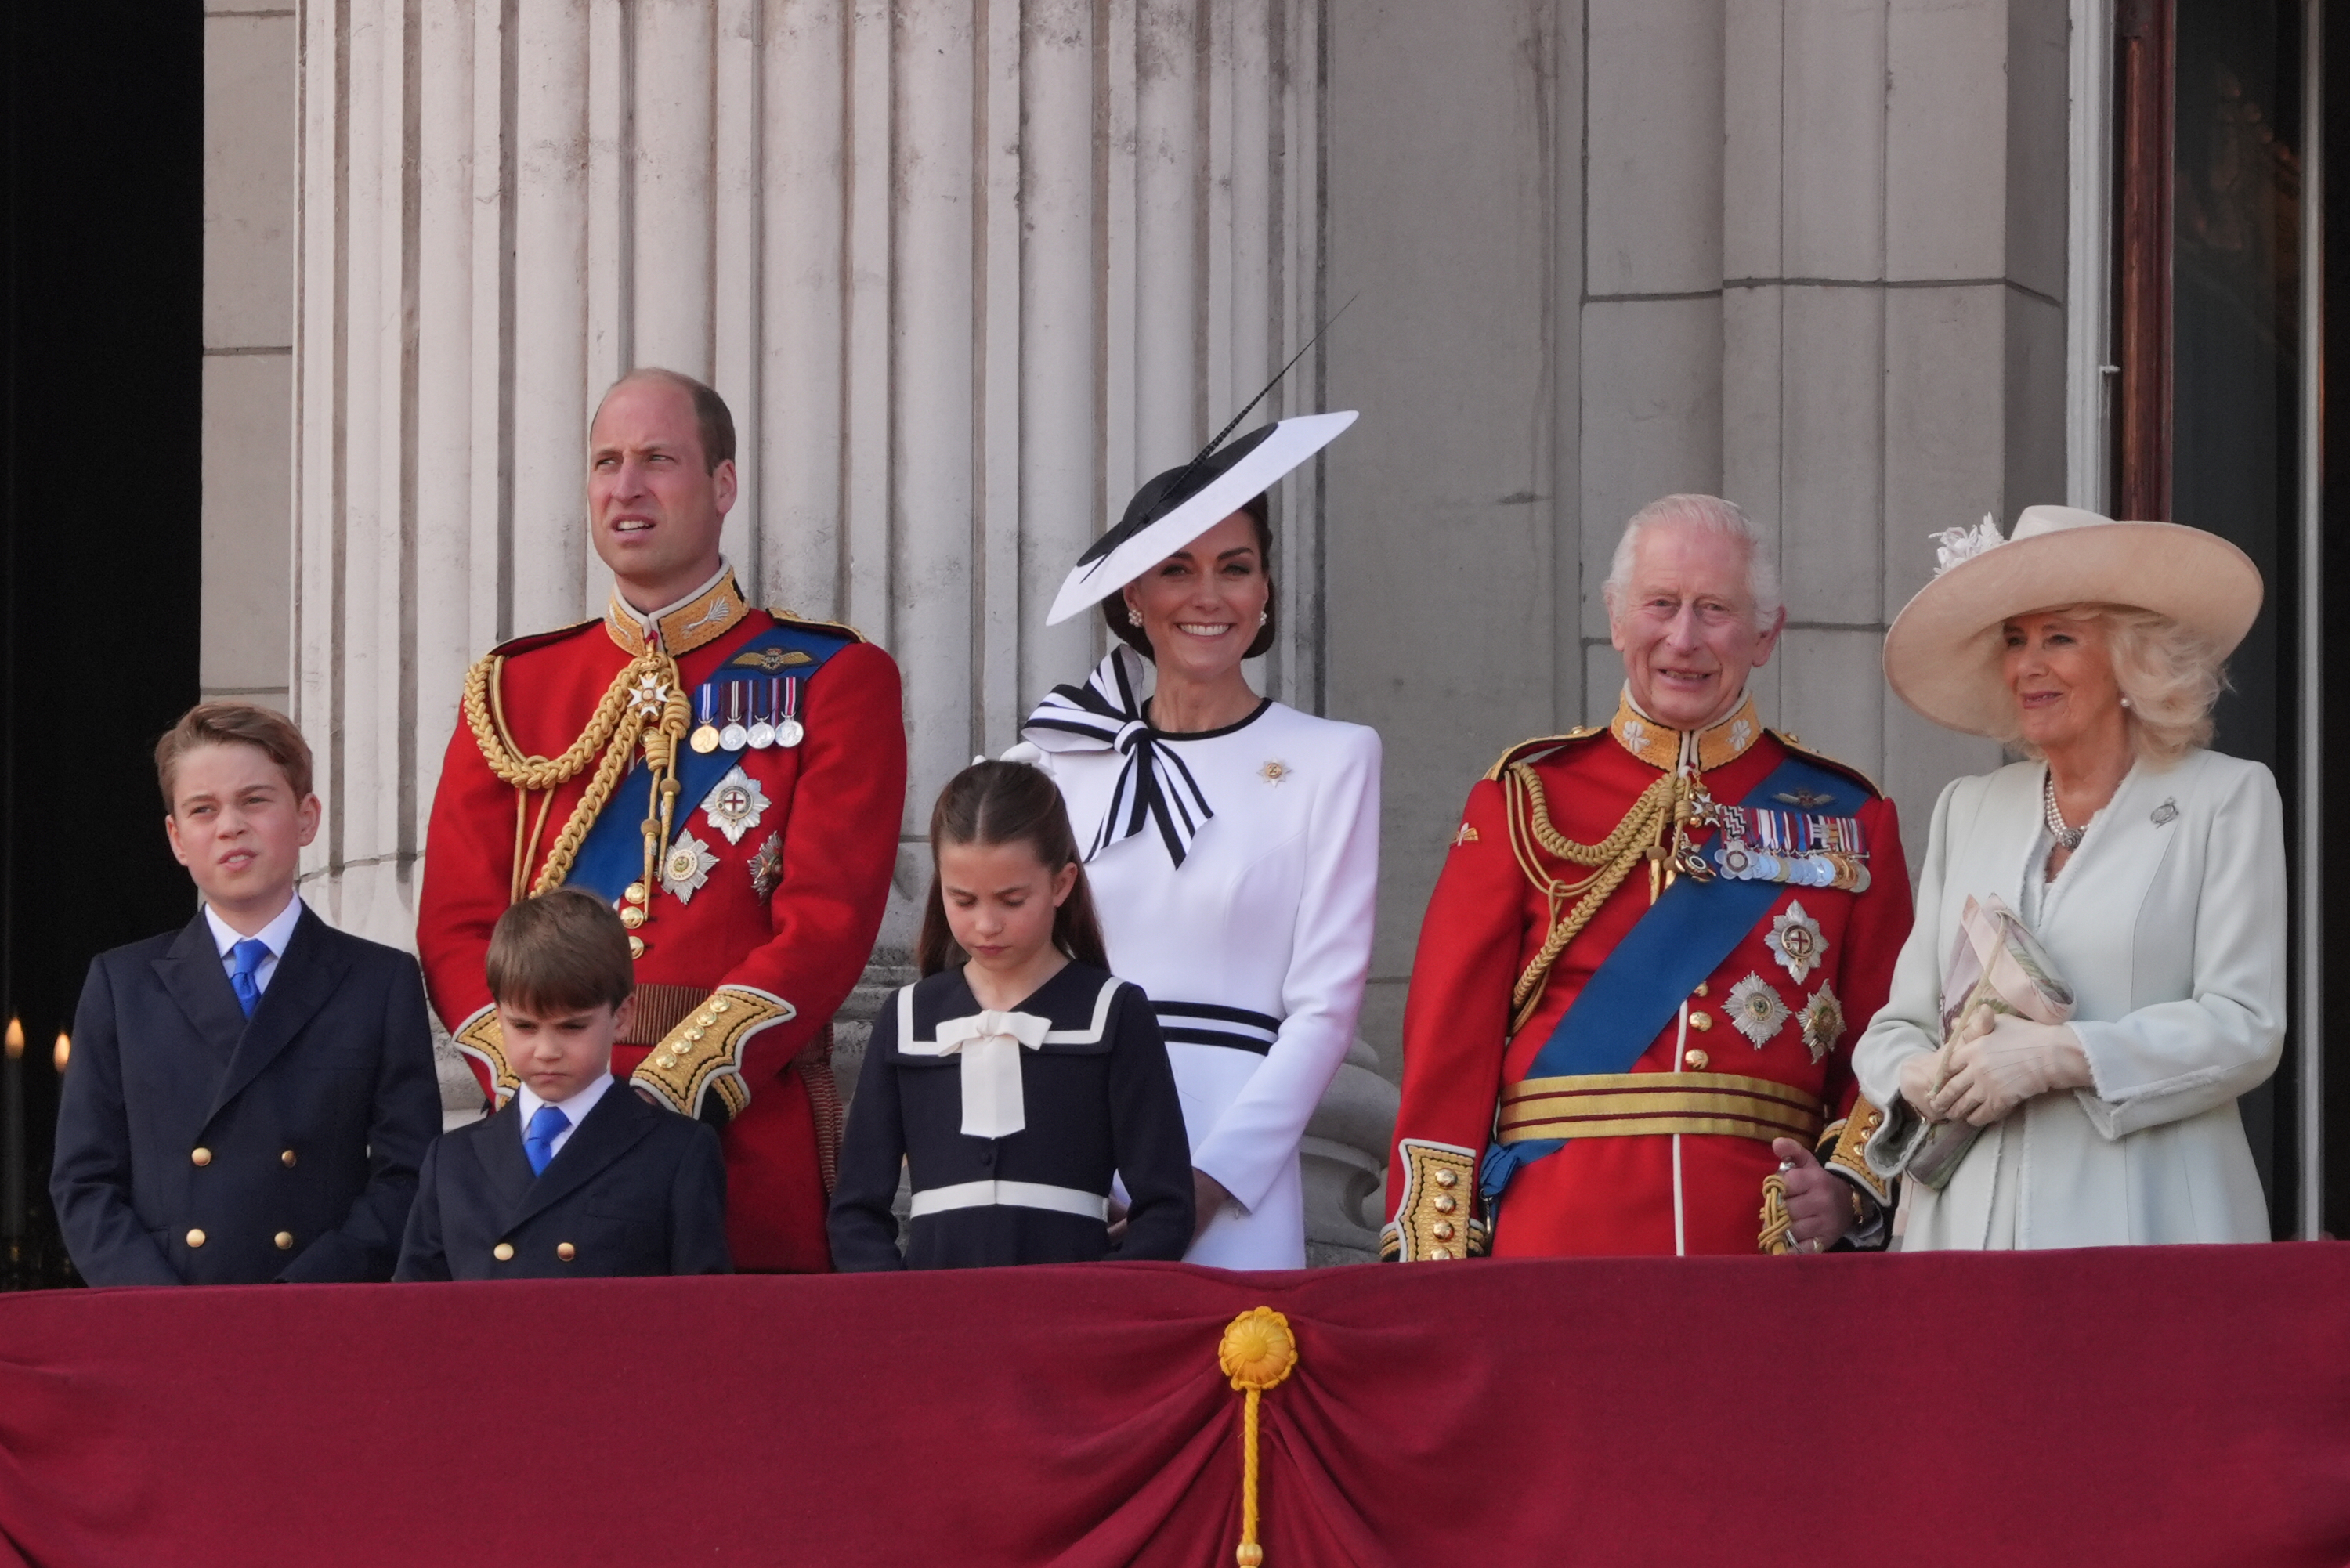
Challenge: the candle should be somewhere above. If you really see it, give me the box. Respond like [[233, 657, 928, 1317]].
[[3, 1018, 23, 1256]]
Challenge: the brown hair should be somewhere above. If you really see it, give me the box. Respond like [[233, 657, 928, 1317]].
[[601, 367, 736, 471], [1102, 490, 1276, 660], [154, 703, 315, 811], [916, 761, 1110, 977], [485, 887, 637, 1015]]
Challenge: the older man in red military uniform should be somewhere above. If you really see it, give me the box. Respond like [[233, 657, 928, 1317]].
[[418, 369, 905, 1273], [1385, 494, 1911, 1261]]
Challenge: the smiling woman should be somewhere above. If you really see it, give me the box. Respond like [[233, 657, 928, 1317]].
[[1860, 504, 2285, 1250], [1010, 413, 1383, 1270]]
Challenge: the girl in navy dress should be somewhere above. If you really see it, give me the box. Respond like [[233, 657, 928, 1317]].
[[828, 761, 1194, 1269]]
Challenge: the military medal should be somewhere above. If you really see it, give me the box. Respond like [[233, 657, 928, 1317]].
[[699, 764, 771, 845], [1765, 901, 1827, 983], [747, 832, 783, 900], [1725, 973, 1791, 1049], [1799, 984, 1845, 1064], [746, 680, 777, 750], [776, 677, 804, 749], [689, 685, 721, 754], [662, 829, 718, 903], [719, 683, 750, 751]]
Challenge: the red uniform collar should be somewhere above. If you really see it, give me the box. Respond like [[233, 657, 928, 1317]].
[[1607, 688, 1763, 775], [605, 565, 751, 659]]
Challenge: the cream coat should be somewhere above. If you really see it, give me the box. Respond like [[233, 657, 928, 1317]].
[[1853, 748, 2285, 1249]]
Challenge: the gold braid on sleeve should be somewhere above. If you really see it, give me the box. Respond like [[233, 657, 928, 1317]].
[[632, 985, 799, 1122], [461, 648, 678, 899], [1502, 767, 1685, 1032]]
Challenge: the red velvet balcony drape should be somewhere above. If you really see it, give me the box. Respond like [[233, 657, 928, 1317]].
[[3, 1245, 2346, 1566]]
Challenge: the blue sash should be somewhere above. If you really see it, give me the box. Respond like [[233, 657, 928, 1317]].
[[1479, 753, 1865, 1203], [562, 622, 853, 902]]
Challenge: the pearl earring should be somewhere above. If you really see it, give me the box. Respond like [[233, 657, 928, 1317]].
[[1259, 610, 1269, 626], [1127, 607, 1144, 627], [2120, 696, 2132, 709]]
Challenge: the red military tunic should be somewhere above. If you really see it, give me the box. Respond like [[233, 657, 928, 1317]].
[[1383, 691, 1911, 1259], [418, 565, 906, 1273]]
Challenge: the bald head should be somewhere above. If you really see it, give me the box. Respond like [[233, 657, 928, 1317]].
[[595, 368, 735, 473]]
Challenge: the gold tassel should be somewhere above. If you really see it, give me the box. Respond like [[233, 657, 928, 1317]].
[[1757, 1172, 1796, 1255], [1218, 1307, 1299, 1567]]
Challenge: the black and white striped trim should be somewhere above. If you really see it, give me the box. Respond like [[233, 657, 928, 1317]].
[[1018, 648, 1217, 866], [1152, 1000, 1282, 1055]]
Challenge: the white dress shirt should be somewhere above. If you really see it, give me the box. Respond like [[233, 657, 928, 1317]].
[[203, 895, 306, 996], [514, 1071, 616, 1165]]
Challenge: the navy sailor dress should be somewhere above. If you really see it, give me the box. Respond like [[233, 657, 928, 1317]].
[[827, 962, 1195, 1269]]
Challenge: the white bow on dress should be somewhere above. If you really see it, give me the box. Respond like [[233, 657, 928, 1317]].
[[902, 1009, 1052, 1139]]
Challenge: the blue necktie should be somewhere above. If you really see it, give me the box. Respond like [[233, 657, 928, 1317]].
[[228, 938, 271, 1019], [524, 1104, 570, 1176]]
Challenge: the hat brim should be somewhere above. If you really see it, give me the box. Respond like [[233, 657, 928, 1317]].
[[1045, 411, 1359, 627], [1882, 521, 2264, 736]]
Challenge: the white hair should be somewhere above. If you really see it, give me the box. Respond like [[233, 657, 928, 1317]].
[[1601, 493, 1783, 630]]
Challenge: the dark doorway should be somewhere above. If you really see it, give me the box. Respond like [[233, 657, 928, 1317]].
[[0, 2, 205, 1287], [2114, 0, 2313, 1234]]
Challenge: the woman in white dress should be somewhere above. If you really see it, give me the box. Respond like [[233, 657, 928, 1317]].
[[1011, 412, 1379, 1269], [1854, 504, 2283, 1248]]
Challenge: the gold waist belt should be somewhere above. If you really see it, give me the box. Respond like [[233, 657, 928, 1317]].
[[1498, 1071, 1822, 1147]]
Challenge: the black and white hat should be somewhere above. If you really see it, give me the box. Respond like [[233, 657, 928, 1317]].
[[1044, 410, 1357, 627]]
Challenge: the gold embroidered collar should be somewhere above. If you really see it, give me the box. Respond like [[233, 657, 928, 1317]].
[[1608, 688, 1762, 773], [606, 565, 749, 659]]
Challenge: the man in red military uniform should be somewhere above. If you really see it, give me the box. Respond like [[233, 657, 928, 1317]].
[[418, 368, 906, 1272], [1384, 494, 1911, 1261]]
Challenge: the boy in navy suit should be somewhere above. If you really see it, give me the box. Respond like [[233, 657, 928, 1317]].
[[396, 889, 730, 1280], [51, 704, 442, 1284]]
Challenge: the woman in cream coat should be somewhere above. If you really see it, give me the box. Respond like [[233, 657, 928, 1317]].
[[1854, 505, 2283, 1249]]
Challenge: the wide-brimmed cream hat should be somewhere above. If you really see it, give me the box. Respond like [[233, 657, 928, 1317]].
[[1882, 505, 2263, 737]]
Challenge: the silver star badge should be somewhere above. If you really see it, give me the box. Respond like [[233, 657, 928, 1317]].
[[1725, 972, 1791, 1050], [661, 829, 718, 904], [1765, 901, 1828, 985], [699, 764, 771, 846]]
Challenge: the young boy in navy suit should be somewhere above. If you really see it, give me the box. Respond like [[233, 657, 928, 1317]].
[[50, 704, 442, 1284], [396, 889, 730, 1280]]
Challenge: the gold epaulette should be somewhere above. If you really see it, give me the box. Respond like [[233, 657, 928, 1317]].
[[767, 606, 869, 645], [1768, 731, 1884, 799], [1482, 726, 1603, 782]]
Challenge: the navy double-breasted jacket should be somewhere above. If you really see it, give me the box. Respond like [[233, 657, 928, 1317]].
[[396, 1082, 731, 1280], [50, 906, 443, 1285]]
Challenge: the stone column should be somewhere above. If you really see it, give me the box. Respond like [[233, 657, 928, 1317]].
[[293, 0, 1396, 1258], [1720, 0, 2067, 847]]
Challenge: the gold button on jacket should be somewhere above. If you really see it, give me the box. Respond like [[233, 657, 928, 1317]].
[[185, 1228, 207, 1248], [280, 1149, 298, 1168], [556, 1242, 577, 1263], [190, 1147, 212, 1167], [273, 1231, 295, 1251], [493, 1241, 515, 1262]]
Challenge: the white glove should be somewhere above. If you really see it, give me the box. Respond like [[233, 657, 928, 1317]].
[[1930, 1012, 2091, 1127], [1898, 1050, 1947, 1123]]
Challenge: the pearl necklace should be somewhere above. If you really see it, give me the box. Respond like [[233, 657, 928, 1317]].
[[2042, 772, 2085, 852]]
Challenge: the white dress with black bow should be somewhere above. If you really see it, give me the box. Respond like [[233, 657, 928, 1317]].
[[1011, 649, 1382, 1269]]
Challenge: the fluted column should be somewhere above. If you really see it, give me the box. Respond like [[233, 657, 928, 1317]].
[[295, 0, 1332, 940]]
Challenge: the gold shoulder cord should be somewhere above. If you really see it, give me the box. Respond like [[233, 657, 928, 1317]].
[[461, 648, 692, 905], [1502, 764, 1719, 1033]]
